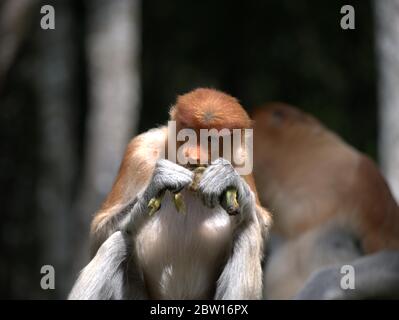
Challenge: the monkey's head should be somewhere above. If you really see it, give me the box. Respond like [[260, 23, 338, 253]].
[[252, 103, 325, 159], [169, 88, 252, 167], [170, 88, 251, 130], [253, 102, 322, 140], [252, 103, 334, 204]]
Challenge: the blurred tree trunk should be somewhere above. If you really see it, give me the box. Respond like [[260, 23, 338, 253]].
[[0, 0, 37, 90], [73, 0, 141, 275], [35, 0, 78, 298], [375, 0, 399, 203]]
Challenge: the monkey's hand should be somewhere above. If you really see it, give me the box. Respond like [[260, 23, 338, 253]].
[[198, 158, 253, 218], [119, 159, 193, 232], [146, 158, 193, 201]]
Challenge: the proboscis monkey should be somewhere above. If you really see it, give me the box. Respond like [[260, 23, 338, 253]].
[[252, 103, 399, 299], [69, 88, 271, 300]]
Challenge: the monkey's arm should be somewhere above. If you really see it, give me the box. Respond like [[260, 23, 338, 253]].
[[264, 224, 363, 299], [90, 128, 167, 255], [198, 158, 265, 299], [69, 159, 193, 300], [118, 159, 194, 234], [215, 213, 263, 299], [295, 250, 399, 299], [68, 231, 131, 300]]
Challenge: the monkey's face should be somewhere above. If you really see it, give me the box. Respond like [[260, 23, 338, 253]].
[[168, 88, 253, 170], [172, 127, 248, 170]]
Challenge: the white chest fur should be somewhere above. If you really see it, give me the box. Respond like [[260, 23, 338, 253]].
[[135, 189, 233, 299]]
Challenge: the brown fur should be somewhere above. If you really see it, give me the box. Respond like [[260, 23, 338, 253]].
[[91, 88, 270, 259], [90, 127, 167, 254], [253, 103, 399, 299], [170, 88, 252, 130], [253, 103, 399, 252]]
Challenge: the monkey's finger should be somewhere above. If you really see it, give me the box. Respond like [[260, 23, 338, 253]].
[[173, 192, 186, 214], [148, 190, 166, 216], [189, 166, 207, 192], [170, 185, 185, 194], [221, 187, 240, 215], [148, 198, 162, 216]]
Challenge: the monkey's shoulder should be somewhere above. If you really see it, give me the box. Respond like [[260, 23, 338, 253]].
[[126, 126, 167, 160]]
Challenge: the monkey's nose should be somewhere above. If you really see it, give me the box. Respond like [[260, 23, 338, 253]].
[[181, 145, 213, 168], [183, 145, 202, 163], [185, 150, 197, 160]]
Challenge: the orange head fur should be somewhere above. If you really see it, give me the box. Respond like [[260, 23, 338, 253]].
[[168, 88, 261, 204], [170, 88, 252, 130]]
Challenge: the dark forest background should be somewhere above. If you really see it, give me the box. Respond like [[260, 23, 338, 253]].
[[0, 0, 391, 299]]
